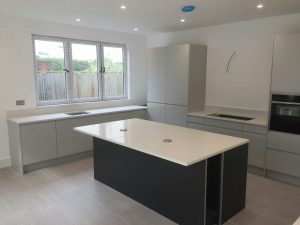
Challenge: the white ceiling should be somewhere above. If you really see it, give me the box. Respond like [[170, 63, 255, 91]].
[[0, 0, 300, 35]]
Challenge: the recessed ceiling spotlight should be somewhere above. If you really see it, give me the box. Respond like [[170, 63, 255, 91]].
[[121, 5, 127, 10], [257, 3, 264, 9], [76, 18, 81, 22], [180, 19, 185, 23], [133, 27, 139, 31]]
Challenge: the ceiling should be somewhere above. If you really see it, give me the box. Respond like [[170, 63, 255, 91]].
[[0, 0, 300, 35]]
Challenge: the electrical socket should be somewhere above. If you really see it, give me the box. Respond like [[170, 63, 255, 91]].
[[16, 100, 25, 106]]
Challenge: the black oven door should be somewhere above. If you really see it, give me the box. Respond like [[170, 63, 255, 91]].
[[270, 102, 300, 134]]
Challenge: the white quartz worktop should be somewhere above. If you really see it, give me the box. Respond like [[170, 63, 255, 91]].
[[75, 118, 249, 166], [294, 217, 300, 225], [8, 105, 147, 125], [188, 110, 268, 126]]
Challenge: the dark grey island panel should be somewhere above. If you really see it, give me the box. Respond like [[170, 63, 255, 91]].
[[93, 137, 248, 225]]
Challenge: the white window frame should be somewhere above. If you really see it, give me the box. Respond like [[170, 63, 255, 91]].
[[32, 34, 128, 106]]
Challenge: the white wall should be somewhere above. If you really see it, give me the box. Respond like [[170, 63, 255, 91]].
[[0, 14, 147, 168], [148, 13, 300, 112]]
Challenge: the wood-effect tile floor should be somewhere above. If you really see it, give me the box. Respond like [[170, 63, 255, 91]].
[[0, 157, 299, 225]]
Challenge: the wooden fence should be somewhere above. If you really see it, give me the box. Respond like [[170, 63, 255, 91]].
[[37, 72, 124, 102]]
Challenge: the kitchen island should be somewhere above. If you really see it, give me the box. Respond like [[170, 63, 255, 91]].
[[75, 119, 249, 225]]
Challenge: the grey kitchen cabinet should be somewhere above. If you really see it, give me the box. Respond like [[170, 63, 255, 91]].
[[271, 33, 300, 93], [243, 132, 266, 168], [187, 115, 267, 170], [147, 102, 166, 123], [107, 111, 134, 122], [147, 47, 166, 103], [21, 122, 57, 165], [203, 125, 243, 138], [187, 122, 204, 130], [165, 44, 207, 110], [165, 45, 189, 106], [165, 105, 187, 127], [8, 107, 147, 174], [56, 116, 108, 157], [267, 131, 300, 155], [266, 149, 300, 178], [147, 44, 207, 126]]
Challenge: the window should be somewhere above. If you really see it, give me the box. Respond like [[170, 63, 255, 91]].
[[33, 35, 127, 105]]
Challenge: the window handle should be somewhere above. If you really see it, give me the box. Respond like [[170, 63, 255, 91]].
[[103, 67, 106, 73], [64, 69, 70, 73]]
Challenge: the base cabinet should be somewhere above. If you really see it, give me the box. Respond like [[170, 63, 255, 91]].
[[243, 132, 266, 168], [266, 149, 300, 178], [21, 122, 57, 165], [187, 116, 267, 171], [8, 108, 147, 173], [56, 116, 109, 157], [166, 105, 187, 127]]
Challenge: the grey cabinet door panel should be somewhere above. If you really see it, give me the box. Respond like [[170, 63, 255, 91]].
[[147, 47, 166, 103], [187, 116, 204, 124], [203, 125, 243, 138], [243, 132, 266, 168], [271, 33, 300, 93], [267, 131, 300, 154], [166, 44, 189, 106], [187, 122, 204, 131], [107, 112, 133, 122], [203, 118, 243, 131], [131, 110, 147, 120], [147, 103, 166, 123], [165, 105, 187, 127], [56, 117, 100, 157], [243, 124, 267, 135], [266, 149, 300, 178], [21, 122, 57, 165]]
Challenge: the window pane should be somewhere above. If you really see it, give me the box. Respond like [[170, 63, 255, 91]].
[[34, 40, 67, 102], [103, 46, 125, 98], [72, 43, 99, 100]]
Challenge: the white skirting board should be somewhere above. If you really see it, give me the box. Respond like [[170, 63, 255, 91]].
[[0, 158, 11, 169]]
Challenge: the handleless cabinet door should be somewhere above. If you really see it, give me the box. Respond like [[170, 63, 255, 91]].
[[56, 117, 103, 157], [166, 105, 187, 127], [271, 33, 300, 93], [203, 125, 243, 138], [166, 44, 189, 106], [243, 132, 266, 168], [148, 47, 166, 103], [107, 112, 133, 122], [21, 122, 57, 165], [147, 103, 166, 123]]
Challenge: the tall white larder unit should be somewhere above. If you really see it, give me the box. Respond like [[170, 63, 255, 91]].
[[147, 44, 207, 127]]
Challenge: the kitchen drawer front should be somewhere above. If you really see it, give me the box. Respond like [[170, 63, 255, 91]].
[[203, 118, 243, 131], [187, 116, 204, 124], [203, 125, 243, 138], [243, 132, 266, 168], [187, 122, 204, 131], [243, 124, 267, 135], [266, 149, 300, 178], [267, 131, 300, 154]]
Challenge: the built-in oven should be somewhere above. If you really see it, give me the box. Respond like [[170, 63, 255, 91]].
[[270, 94, 300, 135]]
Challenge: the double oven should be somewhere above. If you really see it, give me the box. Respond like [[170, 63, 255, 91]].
[[270, 94, 300, 135]]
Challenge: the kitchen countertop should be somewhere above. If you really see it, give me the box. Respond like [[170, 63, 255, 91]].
[[294, 217, 300, 225], [188, 110, 268, 127], [74, 118, 249, 166], [8, 105, 147, 125]]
